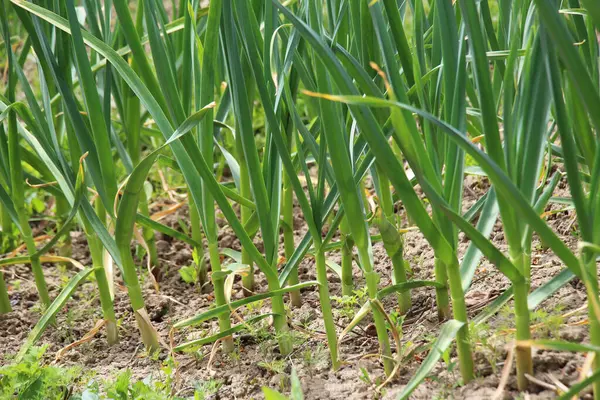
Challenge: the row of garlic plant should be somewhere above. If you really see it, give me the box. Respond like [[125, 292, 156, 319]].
[[2, 0, 600, 397]]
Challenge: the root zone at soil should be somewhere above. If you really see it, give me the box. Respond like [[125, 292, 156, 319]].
[[0, 178, 590, 399]]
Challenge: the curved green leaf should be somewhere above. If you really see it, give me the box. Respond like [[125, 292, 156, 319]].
[[397, 320, 465, 399], [16, 267, 96, 361], [174, 314, 274, 351], [174, 281, 319, 329], [377, 280, 444, 300]]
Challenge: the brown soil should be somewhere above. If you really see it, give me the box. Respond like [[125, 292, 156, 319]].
[[0, 175, 591, 399]]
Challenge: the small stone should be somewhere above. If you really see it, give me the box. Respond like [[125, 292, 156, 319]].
[[269, 373, 288, 387], [174, 248, 192, 264], [156, 240, 170, 253], [365, 323, 377, 337], [560, 326, 585, 342]]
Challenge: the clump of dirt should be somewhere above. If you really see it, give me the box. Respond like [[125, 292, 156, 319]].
[[0, 175, 592, 399]]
